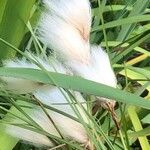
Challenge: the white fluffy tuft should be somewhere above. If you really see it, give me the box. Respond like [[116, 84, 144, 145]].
[[5, 88, 88, 146], [2, 0, 118, 146], [1, 55, 66, 94], [6, 125, 54, 147], [67, 45, 117, 109], [38, 0, 91, 64], [33, 86, 88, 143], [69, 46, 117, 88], [42, 0, 91, 39], [4, 102, 58, 147]]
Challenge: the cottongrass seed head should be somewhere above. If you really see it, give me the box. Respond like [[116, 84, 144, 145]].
[[38, 0, 91, 64], [2, 54, 90, 148]]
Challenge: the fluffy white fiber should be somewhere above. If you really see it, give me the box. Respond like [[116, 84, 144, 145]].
[[5, 88, 88, 146], [2, 55, 88, 147], [43, 0, 91, 35], [34, 86, 88, 143], [38, 0, 91, 64], [2, 0, 118, 148], [69, 46, 117, 88], [38, 0, 117, 88], [5, 101, 58, 147], [1, 55, 66, 94], [6, 126, 54, 146]]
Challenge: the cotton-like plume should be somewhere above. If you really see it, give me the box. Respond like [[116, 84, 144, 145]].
[[67, 45, 117, 108], [1, 55, 66, 94], [6, 125, 54, 147], [38, 0, 117, 110], [4, 88, 88, 147], [2, 56, 89, 147], [38, 0, 91, 64], [38, 0, 117, 109], [34, 86, 88, 143], [43, 0, 91, 39], [1, 0, 118, 147], [69, 46, 117, 88], [4, 102, 56, 147]]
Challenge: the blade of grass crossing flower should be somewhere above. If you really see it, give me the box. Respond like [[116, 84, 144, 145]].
[[34, 99, 64, 139], [3, 90, 83, 122], [0, 67, 150, 110], [2, 121, 83, 150], [0, 99, 83, 149], [0, 92, 89, 149], [68, 94, 113, 150]]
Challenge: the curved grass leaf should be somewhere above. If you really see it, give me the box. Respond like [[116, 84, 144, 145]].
[[116, 0, 149, 41], [92, 15, 150, 32], [121, 66, 150, 90], [112, 32, 150, 63], [92, 5, 150, 15], [0, 67, 150, 110]]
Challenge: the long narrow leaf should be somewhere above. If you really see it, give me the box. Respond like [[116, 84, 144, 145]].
[[0, 0, 7, 24], [0, 67, 150, 110], [92, 15, 150, 32], [0, 0, 36, 59]]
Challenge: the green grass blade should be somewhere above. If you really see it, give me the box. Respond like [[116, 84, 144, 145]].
[[129, 126, 150, 138], [0, 0, 36, 59], [92, 5, 150, 14], [0, 126, 18, 150], [128, 106, 150, 150], [0, 67, 150, 110], [112, 32, 150, 63], [97, 0, 110, 55], [116, 0, 149, 41], [0, 0, 7, 24], [92, 15, 150, 32], [0, 133, 18, 150]]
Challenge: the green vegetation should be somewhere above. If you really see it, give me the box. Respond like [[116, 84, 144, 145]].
[[0, 0, 150, 150]]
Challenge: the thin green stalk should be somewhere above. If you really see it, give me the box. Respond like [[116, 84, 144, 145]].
[[97, 0, 110, 56], [118, 130, 128, 150]]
